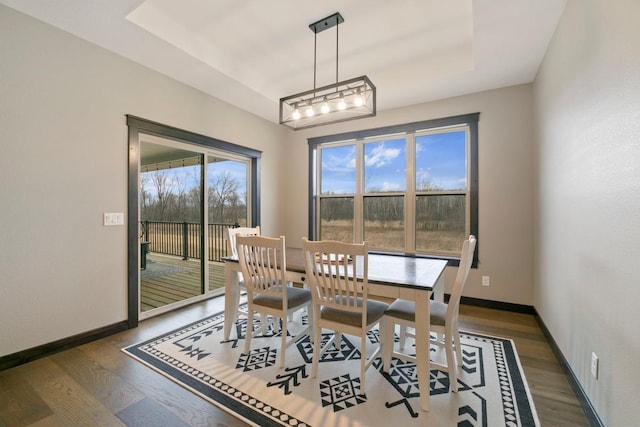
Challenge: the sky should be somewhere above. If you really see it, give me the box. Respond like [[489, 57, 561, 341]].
[[321, 130, 467, 194], [141, 158, 247, 202]]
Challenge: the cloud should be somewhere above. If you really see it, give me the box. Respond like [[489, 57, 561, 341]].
[[381, 181, 402, 191], [322, 146, 356, 173], [365, 144, 401, 168], [416, 169, 432, 181]]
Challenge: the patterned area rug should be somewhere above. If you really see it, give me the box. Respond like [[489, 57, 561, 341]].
[[123, 309, 539, 427]]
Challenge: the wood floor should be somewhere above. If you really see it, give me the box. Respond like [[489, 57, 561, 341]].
[[0, 298, 591, 427]]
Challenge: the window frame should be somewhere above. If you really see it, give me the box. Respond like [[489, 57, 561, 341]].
[[308, 113, 479, 266]]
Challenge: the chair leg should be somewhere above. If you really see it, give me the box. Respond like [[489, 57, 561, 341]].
[[244, 309, 254, 355], [256, 313, 268, 335], [306, 303, 314, 345], [377, 319, 385, 363], [453, 321, 463, 367], [312, 323, 321, 378], [335, 332, 342, 350], [444, 331, 458, 392], [360, 346, 366, 394], [382, 317, 395, 372], [399, 325, 407, 350], [280, 315, 287, 368]]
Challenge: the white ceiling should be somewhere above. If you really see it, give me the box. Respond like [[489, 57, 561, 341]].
[[1, 0, 566, 124]]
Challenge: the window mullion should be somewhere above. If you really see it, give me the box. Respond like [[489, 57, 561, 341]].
[[405, 133, 416, 254], [354, 140, 364, 243]]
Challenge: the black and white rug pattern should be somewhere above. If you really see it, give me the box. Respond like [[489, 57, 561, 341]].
[[123, 309, 539, 427]]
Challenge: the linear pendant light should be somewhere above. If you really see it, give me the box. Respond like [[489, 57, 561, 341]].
[[279, 12, 376, 130]]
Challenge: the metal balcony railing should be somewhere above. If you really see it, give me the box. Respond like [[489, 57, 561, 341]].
[[140, 220, 239, 262]]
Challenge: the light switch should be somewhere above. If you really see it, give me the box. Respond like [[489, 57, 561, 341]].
[[104, 212, 125, 226], [114, 213, 124, 225]]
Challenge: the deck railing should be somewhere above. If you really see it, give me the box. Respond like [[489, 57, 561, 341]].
[[141, 220, 238, 262]]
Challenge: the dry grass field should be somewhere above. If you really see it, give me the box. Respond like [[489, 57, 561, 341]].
[[320, 220, 465, 255]]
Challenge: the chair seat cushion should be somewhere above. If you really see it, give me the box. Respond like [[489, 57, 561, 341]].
[[321, 297, 389, 328], [384, 299, 448, 327], [253, 285, 312, 310]]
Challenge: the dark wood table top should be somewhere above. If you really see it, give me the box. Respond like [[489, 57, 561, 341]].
[[224, 247, 447, 291]]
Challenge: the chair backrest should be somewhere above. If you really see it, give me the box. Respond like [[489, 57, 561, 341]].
[[447, 235, 477, 320], [228, 226, 260, 258], [236, 235, 287, 302], [302, 238, 368, 318]]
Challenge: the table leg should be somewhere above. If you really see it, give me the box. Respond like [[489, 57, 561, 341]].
[[414, 289, 431, 411], [224, 263, 240, 341], [434, 275, 445, 342]]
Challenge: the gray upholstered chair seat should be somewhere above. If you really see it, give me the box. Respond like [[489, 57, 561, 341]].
[[384, 299, 447, 327], [254, 285, 312, 310], [321, 297, 388, 328]]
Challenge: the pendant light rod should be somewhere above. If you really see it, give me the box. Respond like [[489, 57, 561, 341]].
[[309, 12, 344, 95], [336, 17, 339, 85], [313, 30, 317, 95], [279, 12, 376, 130]]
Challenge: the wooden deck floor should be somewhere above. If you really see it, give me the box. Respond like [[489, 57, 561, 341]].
[[140, 253, 226, 312]]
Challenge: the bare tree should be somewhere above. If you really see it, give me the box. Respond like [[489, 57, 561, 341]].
[[172, 169, 188, 219], [150, 170, 172, 220], [141, 167, 246, 225], [139, 173, 150, 212], [209, 171, 239, 223]]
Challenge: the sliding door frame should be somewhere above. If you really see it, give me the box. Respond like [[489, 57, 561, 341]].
[[127, 115, 261, 328]]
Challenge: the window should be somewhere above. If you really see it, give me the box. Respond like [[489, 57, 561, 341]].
[[309, 113, 478, 263]]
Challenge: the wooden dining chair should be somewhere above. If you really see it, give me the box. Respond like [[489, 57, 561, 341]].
[[302, 238, 388, 393], [236, 235, 313, 368], [228, 226, 261, 260], [227, 226, 261, 326], [382, 235, 477, 392]]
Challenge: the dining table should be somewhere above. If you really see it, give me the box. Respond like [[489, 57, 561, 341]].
[[222, 246, 448, 412]]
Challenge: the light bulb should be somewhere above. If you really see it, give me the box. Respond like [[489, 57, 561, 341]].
[[321, 101, 330, 114], [292, 108, 301, 120], [354, 89, 364, 107], [305, 105, 314, 117], [337, 95, 346, 110]]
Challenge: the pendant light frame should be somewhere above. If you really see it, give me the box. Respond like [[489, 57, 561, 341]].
[[279, 12, 376, 130]]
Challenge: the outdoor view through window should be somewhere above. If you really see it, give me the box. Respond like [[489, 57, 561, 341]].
[[135, 132, 255, 313], [140, 147, 249, 265], [316, 123, 471, 257], [140, 159, 248, 228]]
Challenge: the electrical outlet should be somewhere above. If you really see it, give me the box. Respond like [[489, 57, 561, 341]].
[[482, 276, 490, 287], [591, 352, 599, 379]]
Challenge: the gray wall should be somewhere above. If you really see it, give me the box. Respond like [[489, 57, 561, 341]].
[[0, 5, 287, 357], [533, 0, 640, 425], [282, 84, 536, 306]]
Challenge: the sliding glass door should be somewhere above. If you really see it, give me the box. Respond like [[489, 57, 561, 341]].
[[127, 116, 261, 325], [206, 155, 249, 291], [139, 139, 205, 314], [138, 136, 251, 318]]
